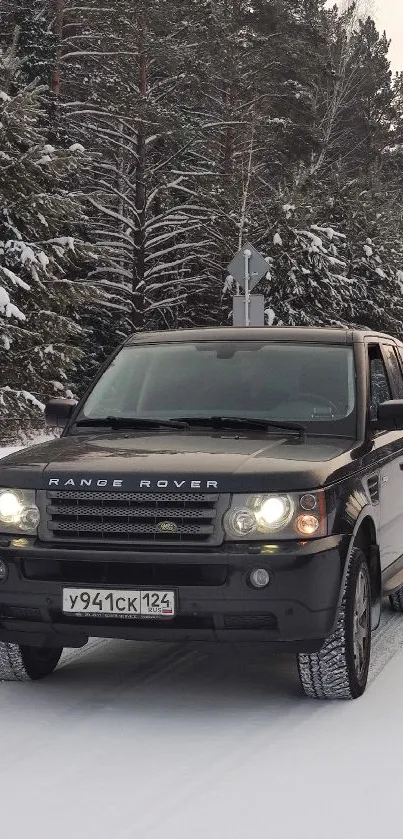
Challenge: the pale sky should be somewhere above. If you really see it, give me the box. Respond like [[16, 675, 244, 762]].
[[328, 1, 403, 71], [373, 0, 403, 71]]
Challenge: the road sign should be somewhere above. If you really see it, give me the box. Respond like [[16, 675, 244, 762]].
[[227, 242, 269, 291], [233, 295, 265, 327]]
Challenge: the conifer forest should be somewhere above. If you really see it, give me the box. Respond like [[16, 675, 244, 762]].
[[1, 0, 403, 440]]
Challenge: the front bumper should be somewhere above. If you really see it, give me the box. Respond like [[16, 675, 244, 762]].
[[0, 536, 350, 652]]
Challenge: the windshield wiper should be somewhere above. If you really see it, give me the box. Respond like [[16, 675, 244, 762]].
[[75, 416, 189, 430], [176, 416, 307, 440]]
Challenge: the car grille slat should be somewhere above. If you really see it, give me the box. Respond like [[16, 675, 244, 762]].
[[40, 490, 227, 546], [47, 504, 217, 521]]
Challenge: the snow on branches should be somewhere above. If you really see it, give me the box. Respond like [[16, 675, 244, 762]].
[[0, 47, 96, 439]]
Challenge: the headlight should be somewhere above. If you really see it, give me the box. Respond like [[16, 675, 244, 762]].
[[224, 491, 326, 540], [0, 489, 40, 534]]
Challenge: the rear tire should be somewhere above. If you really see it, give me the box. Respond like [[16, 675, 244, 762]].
[[0, 643, 63, 681], [297, 548, 371, 700]]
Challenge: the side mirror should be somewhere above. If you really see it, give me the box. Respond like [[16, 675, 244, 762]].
[[376, 400, 403, 431], [45, 398, 77, 429]]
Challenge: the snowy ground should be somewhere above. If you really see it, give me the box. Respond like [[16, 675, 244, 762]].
[[1, 443, 403, 838]]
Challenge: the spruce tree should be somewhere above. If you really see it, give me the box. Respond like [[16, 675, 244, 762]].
[[0, 46, 96, 441]]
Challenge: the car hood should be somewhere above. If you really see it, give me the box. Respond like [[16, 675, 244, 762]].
[[0, 431, 357, 492]]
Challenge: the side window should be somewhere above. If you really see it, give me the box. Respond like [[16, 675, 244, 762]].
[[368, 345, 391, 418], [382, 345, 403, 398]]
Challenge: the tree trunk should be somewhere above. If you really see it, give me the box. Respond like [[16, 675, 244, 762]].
[[132, 28, 147, 330], [4, 25, 21, 95], [52, 0, 64, 97]]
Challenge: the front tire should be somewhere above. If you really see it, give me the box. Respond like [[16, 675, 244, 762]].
[[297, 548, 371, 700], [0, 643, 63, 681]]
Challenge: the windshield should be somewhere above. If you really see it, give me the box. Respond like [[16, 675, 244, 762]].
[[79, 341, 357, 436]]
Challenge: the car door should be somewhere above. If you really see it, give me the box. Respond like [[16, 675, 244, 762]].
[[375, 343, 403, 570]]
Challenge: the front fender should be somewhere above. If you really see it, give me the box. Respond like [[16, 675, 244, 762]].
[[327, 477, 380, 631]]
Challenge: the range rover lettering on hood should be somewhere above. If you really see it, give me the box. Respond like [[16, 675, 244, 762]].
[[47, 477, 219, 490]]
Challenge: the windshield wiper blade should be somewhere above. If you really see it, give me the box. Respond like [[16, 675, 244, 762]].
[[176, 416, 307, 440], [75, 416, 189, 430]]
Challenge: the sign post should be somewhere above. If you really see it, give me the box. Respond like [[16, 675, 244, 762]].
[[227, 242, 268, 327], [243, 248, 251, 327]]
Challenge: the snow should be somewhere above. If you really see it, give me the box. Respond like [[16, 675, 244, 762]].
[[1, 266, 31, 290], [282, 203, 295, 219], [0, 286, 25, 320], [21, 390, 45, 411], [20, 245, 37, 265], [266, 307, 275, 325], [312, 225, 346, 241], [69, 143, 85, 153], [0, 285, 10, 311], [53, 236, 75, 251], [37, 251, 50, 270], [1, 445, 403, 839], [0, 611, 401, 838]]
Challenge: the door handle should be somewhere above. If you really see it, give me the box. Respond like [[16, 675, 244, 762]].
[[381, 476, 389, 484]]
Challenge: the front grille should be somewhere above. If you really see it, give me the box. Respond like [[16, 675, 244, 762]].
[[22, 559, 228, 587], [40, 491, 229, 546]]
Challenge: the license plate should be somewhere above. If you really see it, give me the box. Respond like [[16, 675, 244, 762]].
[[62, 588, 175, 618]]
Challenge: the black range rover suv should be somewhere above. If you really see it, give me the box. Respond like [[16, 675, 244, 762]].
[[2, 326, 403, 700]]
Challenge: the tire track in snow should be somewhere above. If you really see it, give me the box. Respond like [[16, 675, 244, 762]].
[[369, 606, 403, 683]]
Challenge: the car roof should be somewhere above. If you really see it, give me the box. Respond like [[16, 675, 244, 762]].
[[125, 326, 400, 346]]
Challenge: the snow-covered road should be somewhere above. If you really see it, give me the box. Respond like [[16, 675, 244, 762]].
[[2, 630, 403, 839], [1, 444, 403, 838]]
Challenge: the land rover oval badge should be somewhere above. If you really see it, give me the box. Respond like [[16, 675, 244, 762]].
[[157, 521, 178, 534]]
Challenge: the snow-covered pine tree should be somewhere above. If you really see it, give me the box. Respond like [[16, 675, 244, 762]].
[[0, 43, 96, 442], [45, 0, 212, 334], [251, 172, 403, 334], [254, 194, 359, 327], [2, 0, 402, 370], [0, 0, 56, 88], [179, 0, 333, 322]]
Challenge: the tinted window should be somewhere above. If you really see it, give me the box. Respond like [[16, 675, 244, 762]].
[[383, 345, 403, 398], [370, 355, 391, 412], [80, 342, 356, 436]]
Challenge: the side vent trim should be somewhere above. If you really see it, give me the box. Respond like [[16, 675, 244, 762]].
[[367, 474, 380, 505]]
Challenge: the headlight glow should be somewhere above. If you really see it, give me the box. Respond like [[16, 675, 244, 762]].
[[296, 514, 320, 536], [0, 491, 23, 522], [224, 491, 326, 540], [0, 489, 40, 534], [255, 495, 294, 531]]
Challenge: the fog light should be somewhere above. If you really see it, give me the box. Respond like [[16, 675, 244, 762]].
[[0, 560, 8, 582], [250, 568, 270, 589]]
